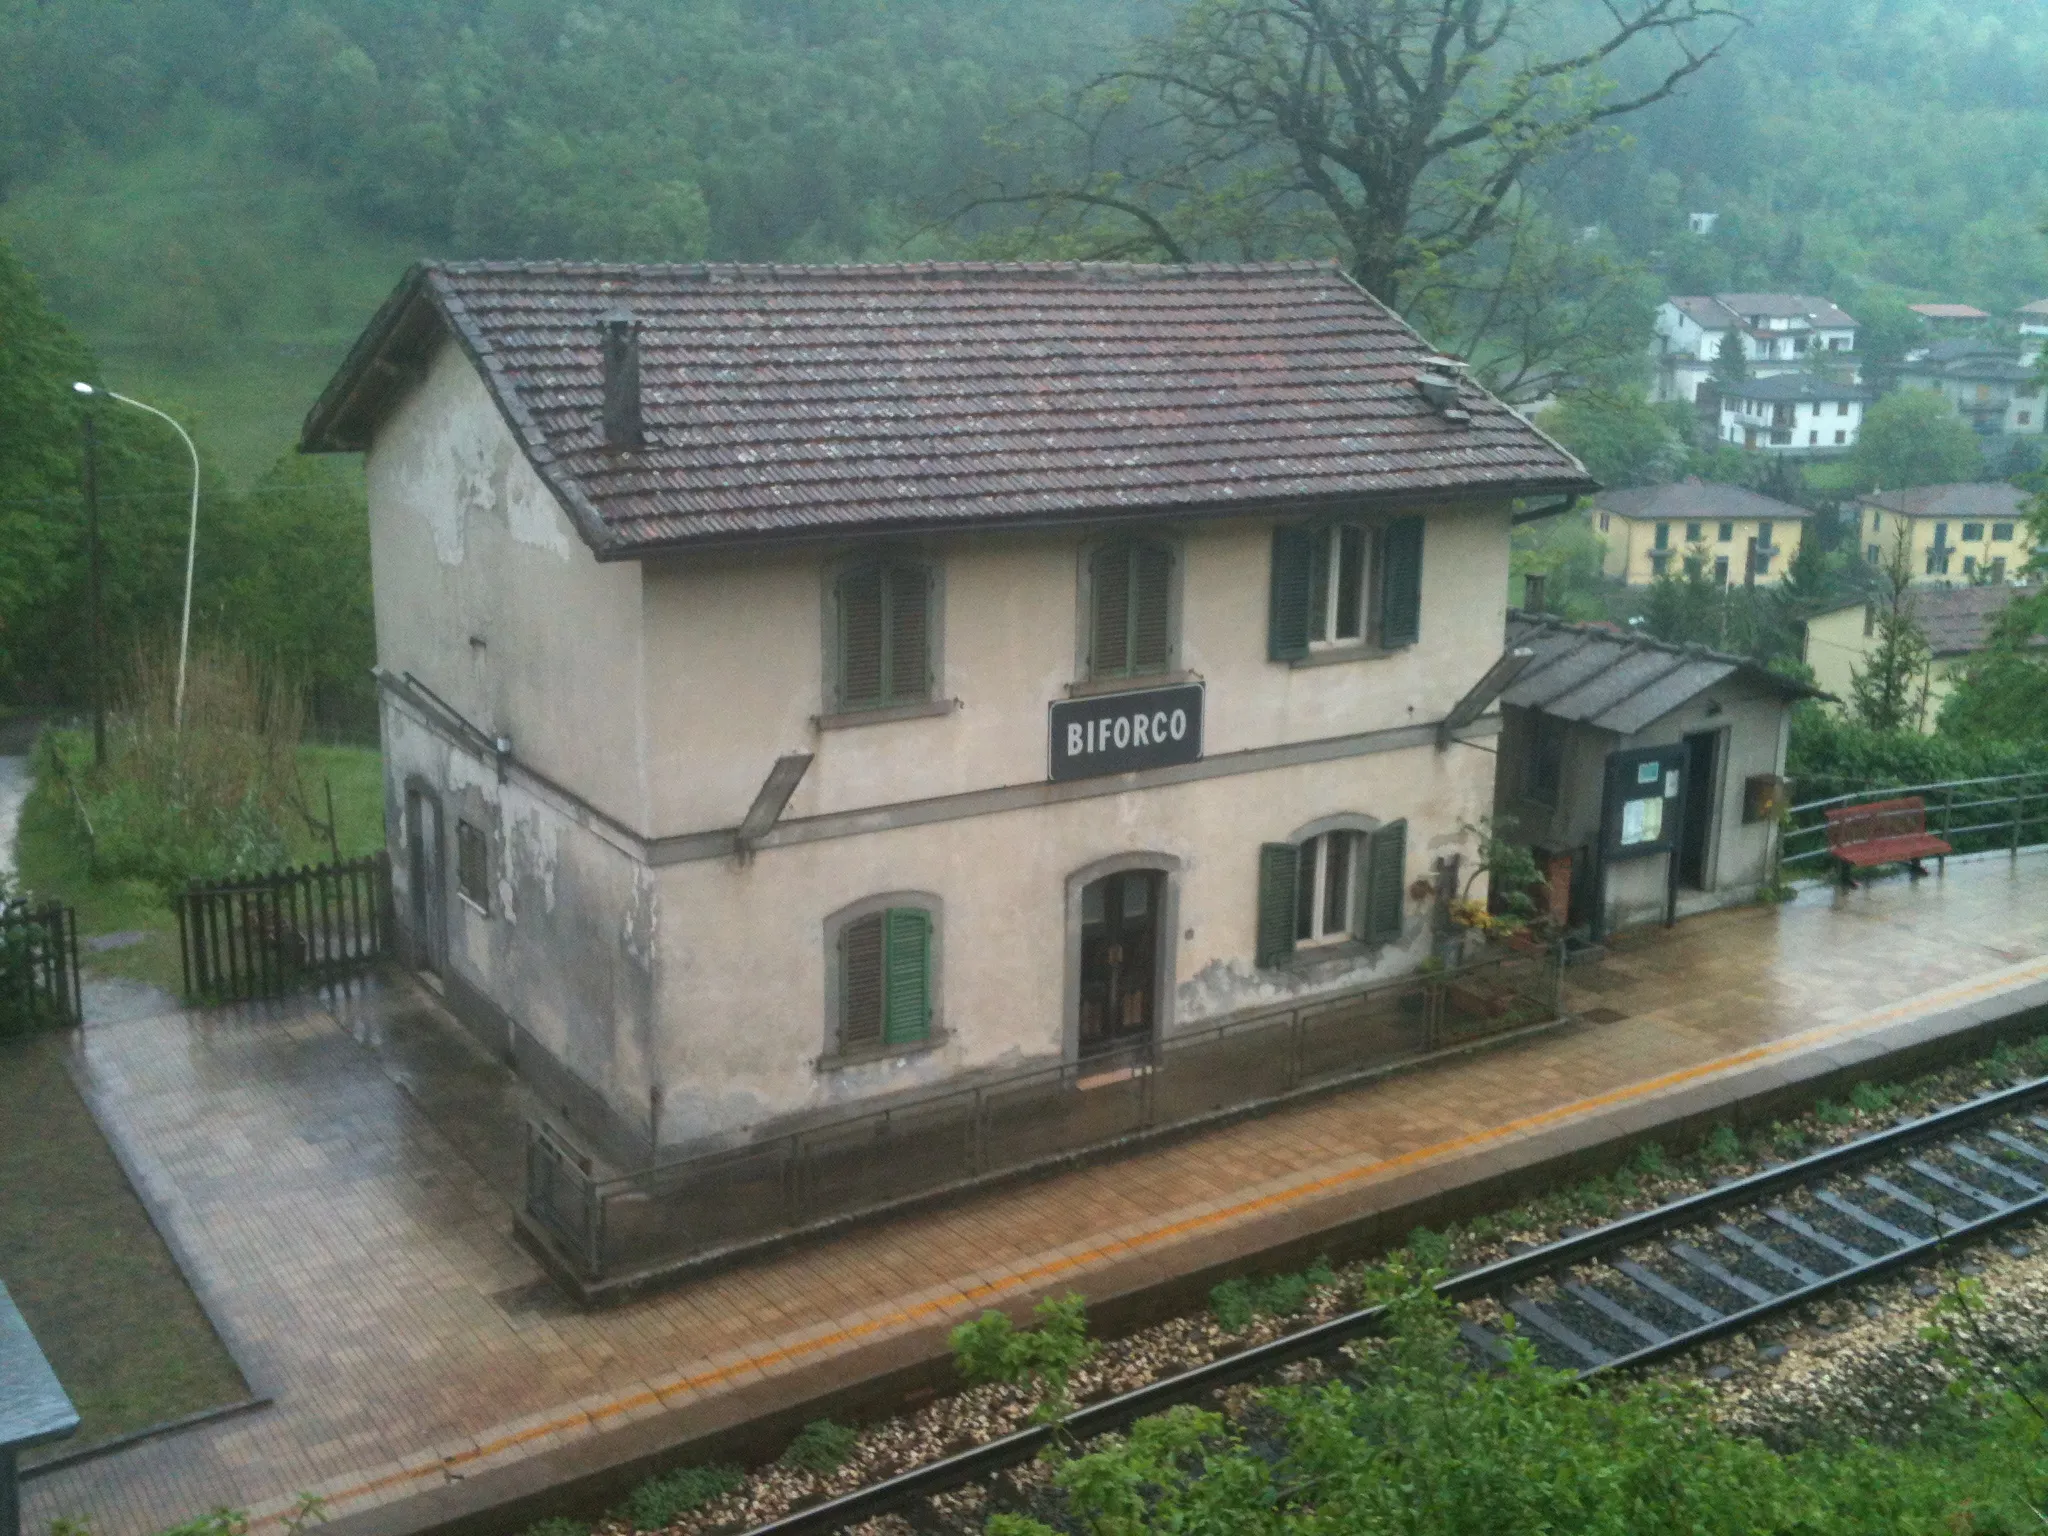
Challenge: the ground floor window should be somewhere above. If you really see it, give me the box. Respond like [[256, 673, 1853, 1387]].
[[456, 819, 489, 913], [1295, 831, 1358, 945], [838, 907, 932, 1052], [1258, 820, 1407, 966]]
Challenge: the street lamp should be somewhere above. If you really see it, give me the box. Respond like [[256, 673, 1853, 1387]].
[[72, 383, 202, 730]]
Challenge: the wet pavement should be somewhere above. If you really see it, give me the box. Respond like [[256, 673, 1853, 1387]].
[[20, 853, 2048, 1536]]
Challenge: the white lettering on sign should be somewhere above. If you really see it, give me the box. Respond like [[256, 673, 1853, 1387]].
[[1132, 713, 1151, 746], [1068, 723, 1085, 757], [1113, 717, 1130, 749], [1169, 708, 1187, 740]]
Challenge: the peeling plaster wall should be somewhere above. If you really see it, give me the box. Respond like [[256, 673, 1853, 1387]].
[[365, 338, 648, 832], [644, 740, 1490, 1150], [638, 503, 1511, 833]]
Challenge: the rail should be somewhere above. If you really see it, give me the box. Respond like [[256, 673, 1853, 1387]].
[[525, 943, 1566, 1287], [0, 900, 81, 1034], [733, 1069, 2048, 1536], [174, 852, 393, 1004], [1782, 772, 2048, 875]]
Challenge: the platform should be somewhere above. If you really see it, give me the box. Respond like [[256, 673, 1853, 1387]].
[[22, 853, 2048, 1536]]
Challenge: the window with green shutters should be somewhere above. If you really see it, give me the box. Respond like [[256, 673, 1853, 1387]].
[[1269, 516, 1422, 659], [1255, 819, 1407, 966], [1089, 538, 1175, 680], [838, 907, 932, 1052], [835, 559, 932, 710]]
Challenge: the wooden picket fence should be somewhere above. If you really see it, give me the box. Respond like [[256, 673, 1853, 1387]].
[[0, 900, 81, 1034], [174, 852, 393, 1003]]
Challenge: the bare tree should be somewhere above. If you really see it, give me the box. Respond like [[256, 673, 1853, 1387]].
[[959, 0, 1741, 315]]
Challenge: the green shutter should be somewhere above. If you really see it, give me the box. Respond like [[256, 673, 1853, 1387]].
[[1363, 820, 1408, 943], [1091, 542, 1132, 677], [1268, 525, 1314, 660], [840, 913, 884, 1048], [882, 907, 932, 1045], [1379, 517, 1424, 648], [884, 562, 931, 702], [1256, 842, 1300, 967], [1131, 540, 1173, 674]]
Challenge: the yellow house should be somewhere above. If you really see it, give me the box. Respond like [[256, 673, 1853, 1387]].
[[1801, 583, 2044, 732], [1587, 479, 1808, 587], [1855, 485, 2032, 584]]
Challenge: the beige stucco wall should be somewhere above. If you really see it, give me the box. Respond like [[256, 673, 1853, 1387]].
[[1802, 603, 1964, 733], [639, 504, 1512, 833], [1856, 504, 2027, 585], [1592, 507, 1804, 587], [365, 338, 649, 830]]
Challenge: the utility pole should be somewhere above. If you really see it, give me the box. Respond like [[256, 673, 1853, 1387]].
[[82, 408, 106, 768]]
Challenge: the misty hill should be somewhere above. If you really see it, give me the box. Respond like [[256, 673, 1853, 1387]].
[[3, 0, 2045, 482]]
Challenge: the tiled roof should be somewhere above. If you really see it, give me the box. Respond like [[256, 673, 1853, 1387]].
[[1909, 303, 1991, 320], [2021, 300, 2048, 317], [303, 260, 1591, 554], [1858, 484, 2028, 521], [1591, 478, 1812, 523], [1714, 293, 1858, 329], [1815, 585, 2048, 658], [1501, 611, 1826, 734]]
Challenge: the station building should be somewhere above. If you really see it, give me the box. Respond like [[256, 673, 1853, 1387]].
[[303, 260, 1591, 1170]]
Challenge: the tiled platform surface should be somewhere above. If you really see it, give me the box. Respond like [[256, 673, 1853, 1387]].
[[24, 854, 2048, 1536]]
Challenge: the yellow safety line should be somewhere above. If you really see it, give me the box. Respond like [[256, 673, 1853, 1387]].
[[254, 957, 2048, 1525]]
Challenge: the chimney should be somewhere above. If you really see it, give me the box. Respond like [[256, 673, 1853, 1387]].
[[1523, 572, 1547, 614], [601, 309, 644, 450]]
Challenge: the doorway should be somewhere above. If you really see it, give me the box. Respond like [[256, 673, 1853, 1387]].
[[1678, 730, 1723, 890], [405, 785, 447, 981], [1076, 870, 1161, 1058]]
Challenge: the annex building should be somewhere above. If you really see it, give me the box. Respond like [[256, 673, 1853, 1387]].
[[303, 260, 1590, 1169]]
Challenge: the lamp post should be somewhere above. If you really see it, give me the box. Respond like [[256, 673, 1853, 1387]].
[[72, 383, 202, 730]]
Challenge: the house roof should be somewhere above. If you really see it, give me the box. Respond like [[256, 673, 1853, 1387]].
[[1501, 611, 1827, 735], [2021, 300, 2048, 317], [1591, 477, 1812, 523], [1664, 293, 1857, 332], [1910, 303, 1991, 320], [1728, 373, 1872, 404], [1812, 584, 2046, 658], [301, 260, 1592, 556], [1902, 356, 2038, 385], [1858, 484, 2028, 521]]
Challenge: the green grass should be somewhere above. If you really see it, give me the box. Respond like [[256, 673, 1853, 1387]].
[[1, 1030, 249, 1463], [13, 735, 385, 995]]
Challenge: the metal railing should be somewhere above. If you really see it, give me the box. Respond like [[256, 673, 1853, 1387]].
[[174, 852, 393, 1003], [1782, 772, 2048, 875], [0, 900, 81, 1035], [525, 944, 1565, 1287]]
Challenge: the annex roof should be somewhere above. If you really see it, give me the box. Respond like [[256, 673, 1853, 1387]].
[[1501, 611, 1827, 735], [1728, 373, 1872, 404], [1858, 484, 2028, 521], [1591, 477, 1811, 523], [301, 260, 1591, 556], [1910, 303, 1991, 320], [1811, 584, 2045, 658]]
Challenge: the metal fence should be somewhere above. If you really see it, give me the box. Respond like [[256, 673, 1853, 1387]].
[[0, 900, 81, 1035], [1782, 773, 2048, 876], [174, 852, 394, 1003], [525, 944, 1564, 1287]]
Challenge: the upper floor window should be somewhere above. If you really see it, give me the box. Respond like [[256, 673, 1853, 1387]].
[[1757, 520, 1775, 550], [1256, 818, 1407, 965], [1087, 537, 1175, 681], [1993, 522, 2016, 543], [833, 557, 932, 711], [835, 904, 934, 1056], [1598, 511, 1611, 533], [1717, 522, 1733, 543], [1962, 522, 1985, 543], [1838, 401, 1851, 416], [1685, 521, 1703, 544], [1267, 517, 1422, 660], [1653, 521, 1670, 551]]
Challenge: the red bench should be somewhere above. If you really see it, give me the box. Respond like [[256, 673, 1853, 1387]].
[[1823, 797, 1952, 887]]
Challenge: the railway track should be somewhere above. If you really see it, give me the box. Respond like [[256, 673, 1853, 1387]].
[[737, 1073, 2048, 1536]]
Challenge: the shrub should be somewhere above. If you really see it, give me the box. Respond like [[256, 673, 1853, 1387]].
[[779, 1418, 859, 1474], [614, 1465, 742, 1531], [1850, 1080, 1898, 1114], [1701, 1123, 1743, 1167], [950, 1293, 1096, 1422], [519, 1520, 588, 1536]]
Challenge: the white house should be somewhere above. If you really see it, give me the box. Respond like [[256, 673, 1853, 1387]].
[[301, 259, 1592, 1182], [1651, 294, 1859, 405], [1717, 374, 1870, 455]]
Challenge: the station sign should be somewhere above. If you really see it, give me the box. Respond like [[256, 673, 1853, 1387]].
[[1048, 682, 1204, 783]]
